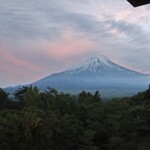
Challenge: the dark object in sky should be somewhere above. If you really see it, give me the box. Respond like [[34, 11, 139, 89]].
[[127, 0, 150, 7]]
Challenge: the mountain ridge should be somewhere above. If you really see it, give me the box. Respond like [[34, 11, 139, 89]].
[[4, 56, 150, 98], [80, 56, 145, 75], [42, 56, 146, 79]]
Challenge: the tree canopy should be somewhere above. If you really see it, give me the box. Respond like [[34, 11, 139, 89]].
[[0, 87, 150, 150]]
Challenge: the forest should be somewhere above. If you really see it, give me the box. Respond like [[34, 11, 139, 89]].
[[0, 86, 150, 150]]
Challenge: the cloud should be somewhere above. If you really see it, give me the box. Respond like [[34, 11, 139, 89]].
[[0, 48, 40, 71], [0, 44, 44, 87], [0, 0, 150, 87], [39, 31, 94, 60], [0, 30, 94, 87]]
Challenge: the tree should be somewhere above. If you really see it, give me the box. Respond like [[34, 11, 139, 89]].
[[0, 88, 9, 109], [93, 90, 101, 102], [78, 91, 93, 104], [14, 86, 28, 101]]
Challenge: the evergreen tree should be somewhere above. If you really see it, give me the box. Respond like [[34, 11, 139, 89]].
[[0, 88, 9, 109], [0, 86, 150, 150], [14, 86, 28, 101], [93, 90, 101, 102]]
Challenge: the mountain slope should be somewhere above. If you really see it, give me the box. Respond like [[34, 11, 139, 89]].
[[5, 56, 150, 97], [61, 56, 144, 76], [31, 56, 148, 92]]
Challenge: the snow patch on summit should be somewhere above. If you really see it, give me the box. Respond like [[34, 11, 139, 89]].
[[65, 56, 122, 74]]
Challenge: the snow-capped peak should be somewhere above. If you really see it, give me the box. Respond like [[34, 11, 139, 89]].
[[65, 56, 118, 74], [89, 56, 109, 63], [64, 56, 144, 76], [86, 56, 113, 69]]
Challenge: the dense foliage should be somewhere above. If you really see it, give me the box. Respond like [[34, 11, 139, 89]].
[[0, 86, 150, 150]]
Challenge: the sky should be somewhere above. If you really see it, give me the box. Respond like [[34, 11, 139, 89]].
[[0, 0, 150, 87]]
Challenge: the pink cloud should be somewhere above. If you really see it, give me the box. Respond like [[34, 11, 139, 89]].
[[0, 32, 95, 87], [113, 6, 149, 25], [0, 45, 46, 87], [0, 46, 41, 72], [39, 31, 94, 60]]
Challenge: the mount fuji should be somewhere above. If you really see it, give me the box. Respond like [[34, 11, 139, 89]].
[[5, 56, 150, 98]]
